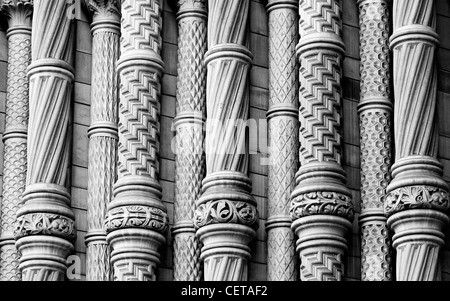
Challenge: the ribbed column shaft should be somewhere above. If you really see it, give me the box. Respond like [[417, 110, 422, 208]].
[[385, 0, 450, 281], [194, 0, 259, 281], [356, 0, 393, 281], [14, 0, 76, 281], [172, 0, 207, 282], [0, 0, 32, 281], [290, 0, 355, 281], [85, 0, 120, 282], [105, 0, 169, 281], [266, 0, 299, 282]]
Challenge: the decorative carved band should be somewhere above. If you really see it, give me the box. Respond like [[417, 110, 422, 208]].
[[106, 205, 169, 234], [385, 185, 450, 216], [194, 200, 258, 229], [15, 213, 76, 240], [290, 191, 355, 220]]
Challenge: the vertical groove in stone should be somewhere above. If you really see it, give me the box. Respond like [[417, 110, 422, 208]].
[[0, 0, 32, 281], [385, 0, 450, 281], [194, 0, 259, 281], [266, 0, 299, 282], [85, 0, 120, 282], [172, 0, 207, 282], [105, 0, 169, 281], [356, 0, 393, 281], [290, 0, 354, 281], [13, 0, 76, 281]]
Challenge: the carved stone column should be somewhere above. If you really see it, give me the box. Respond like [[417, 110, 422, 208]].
[[357, 0, 393, 281], [266, 0, 299, 281], [105, 0, 169, 281], [290, 0, 355, 281], [85, 0, 120, 281], [172, 0, 206, 281], [0, 0, 32, 281], [194, 0, 259, 281], [13, 0, 76, 281], [385, 0, 450, 281]]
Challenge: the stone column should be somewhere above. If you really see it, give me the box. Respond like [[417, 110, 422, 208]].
[[357, 0, 393, 281], [85, 0, 120, 281], [385, 0, 450, 281], [266, 0, 299, 281], [290, 0, 355, 281], [105, 0, 169, 281], [172, 0, 207, 281], [194, 0, 259, 281], [0, 0, 32, 281], [14, 0, 76, 281]]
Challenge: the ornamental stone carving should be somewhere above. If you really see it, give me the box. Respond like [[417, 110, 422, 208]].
[[357, 0, 393, 281], [85, 0, 120, 281], [172, 0, 207, 281], [105, 0, 168, 281], [266, 0, 299, 282], [195, 0, 258, 281], [0, 0, 32, 282], [386, 0, 450, 281], [13, 0, 76, 281], [290, 0, 354, 281]]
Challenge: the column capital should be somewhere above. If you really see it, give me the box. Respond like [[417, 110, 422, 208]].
[[0, 0, 33, 29]]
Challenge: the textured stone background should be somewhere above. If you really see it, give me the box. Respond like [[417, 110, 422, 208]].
[[0, 0, 449, 281]]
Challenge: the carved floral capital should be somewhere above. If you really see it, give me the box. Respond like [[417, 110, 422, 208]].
[[385, 185, 450, 216], [14, 213, 77, 241], [290, 192, 355, 221], [194, 200, 259, 229], [0, 0, 33, 26], [105, 206, 169, 234], [178, 0, 206, 11], [88, 0, 120, 18]]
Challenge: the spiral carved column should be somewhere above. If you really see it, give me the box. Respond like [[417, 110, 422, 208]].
[[13, 0, 76, 281], [194, 0, 259, 281], [357, 0, 393, 281], [290, 0, 355, 281], [0, 0, 32, 281], [172, 0, 207, 282], [266, 0, 299, 281], [85, 0, 120, 281], [105, 0, 169, 281], [385, 0, 450, 281]]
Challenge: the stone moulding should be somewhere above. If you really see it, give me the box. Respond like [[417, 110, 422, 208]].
[[0, 0, 33, 282], [291, 0, 354, 281], [356, 0, 393, 281], [85, 0, 120, 282], [266, 0, 299, 282], [172, 0, 207, 281], [195, 0, 257, 281], [386, 0, 449, 281], [106, 0, 168, 281]]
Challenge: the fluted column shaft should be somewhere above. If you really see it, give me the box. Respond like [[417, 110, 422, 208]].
[[0, 0, 32, 281], [172, 0, 207, 282], [194, 0, 259, 281], [357, 0, 393, 281], [85, 0, 120, 281], [14, 0, 76, 281], [105, 0, 168, 281], [385, 0, 450, 281], [290, 0, 354, 281], [266, 0, 299, 281]]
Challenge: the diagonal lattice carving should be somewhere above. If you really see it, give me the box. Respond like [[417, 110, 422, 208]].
[[267, 228, 296, 281]]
